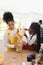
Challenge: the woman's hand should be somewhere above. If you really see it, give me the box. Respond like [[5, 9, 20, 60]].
[[14, 44, 18, 48]]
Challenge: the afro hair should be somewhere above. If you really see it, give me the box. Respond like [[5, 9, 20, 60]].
[[3, 12, 14, 24]]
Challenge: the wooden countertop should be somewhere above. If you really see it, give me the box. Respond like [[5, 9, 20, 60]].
[[3, 49, 40, 65]]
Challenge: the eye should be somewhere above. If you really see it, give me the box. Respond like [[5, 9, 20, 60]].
[[12, 23, 14, 25]]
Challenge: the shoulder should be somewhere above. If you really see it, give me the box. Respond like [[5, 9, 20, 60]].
[[33, 34, 37, 37], [32, 34, 37, 39], [4, 29, 10, 35], [14, 28, 19, 33]]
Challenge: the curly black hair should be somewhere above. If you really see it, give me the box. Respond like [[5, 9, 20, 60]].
[[3, 12, 14, 24], [30, 22, 41, 52]]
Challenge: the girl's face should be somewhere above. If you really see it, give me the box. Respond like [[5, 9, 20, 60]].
[[8, 21, 14, 30], [29, 27, 34, 34]]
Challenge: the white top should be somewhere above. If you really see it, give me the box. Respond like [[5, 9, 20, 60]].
[[22, 34, 37, 45], [4, 29, 17, 48], [27, 34, 37, 45]]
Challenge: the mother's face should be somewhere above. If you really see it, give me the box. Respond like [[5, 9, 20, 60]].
[[8, 21, 14, 30]]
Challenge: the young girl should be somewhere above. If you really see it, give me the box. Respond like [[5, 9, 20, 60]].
[[3, 12, 18, 50], [23, 22, 41, 53]]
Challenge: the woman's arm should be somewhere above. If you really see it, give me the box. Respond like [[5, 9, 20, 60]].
[[27, 34, 37, 45]]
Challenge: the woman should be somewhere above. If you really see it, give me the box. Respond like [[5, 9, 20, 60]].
[[3, 12, 18, 50]]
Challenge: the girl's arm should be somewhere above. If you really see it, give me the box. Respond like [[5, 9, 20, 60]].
[[27, 34, 37, 45]]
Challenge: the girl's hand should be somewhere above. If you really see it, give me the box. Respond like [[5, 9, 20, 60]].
[[22, 41, 27, 46]]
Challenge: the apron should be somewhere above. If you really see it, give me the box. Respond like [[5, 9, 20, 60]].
[[7, 30, 18, 50]]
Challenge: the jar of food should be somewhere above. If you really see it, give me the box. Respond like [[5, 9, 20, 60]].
[[16, 43, 23, 53]]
